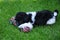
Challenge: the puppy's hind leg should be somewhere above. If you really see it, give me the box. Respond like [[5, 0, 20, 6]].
[[46, 10, 58, 25]]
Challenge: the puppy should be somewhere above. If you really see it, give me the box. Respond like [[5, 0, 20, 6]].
[[15, 10, 58, 32]]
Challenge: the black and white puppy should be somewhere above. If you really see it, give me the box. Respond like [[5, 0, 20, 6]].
[[15, 10, 58, 32]]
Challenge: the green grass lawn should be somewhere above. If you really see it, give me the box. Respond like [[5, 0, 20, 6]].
[[0, 0, 60, 40]]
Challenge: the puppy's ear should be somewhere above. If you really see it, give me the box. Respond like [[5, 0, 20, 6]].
[[24, 15, 29, 22], [23, 14, 32, 22], [15, 12, 26, 21], [28, 14, 33, 23]]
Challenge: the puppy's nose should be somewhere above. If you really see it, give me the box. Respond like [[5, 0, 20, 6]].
[[23, 27, 30, 32]]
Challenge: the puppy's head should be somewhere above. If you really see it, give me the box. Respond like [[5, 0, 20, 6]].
[[15, 12, 29, 26]]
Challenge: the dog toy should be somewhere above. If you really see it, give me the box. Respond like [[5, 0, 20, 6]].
[[9, 16, 18, 26]]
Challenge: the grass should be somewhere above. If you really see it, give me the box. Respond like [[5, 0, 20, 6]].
[[0, 0, 60, 40]]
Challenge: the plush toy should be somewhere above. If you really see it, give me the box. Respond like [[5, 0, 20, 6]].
[[9, 16, 17, 26]]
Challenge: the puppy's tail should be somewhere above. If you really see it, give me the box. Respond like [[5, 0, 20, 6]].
[[53, 10, 58, 17]]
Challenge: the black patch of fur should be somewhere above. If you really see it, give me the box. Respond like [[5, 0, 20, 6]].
[[34, 10, 53, 25]]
